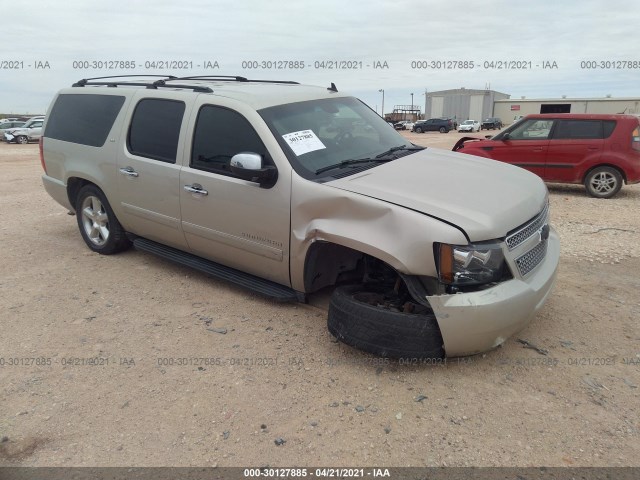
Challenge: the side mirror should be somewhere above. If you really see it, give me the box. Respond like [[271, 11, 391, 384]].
[[500, 133, 510, 140], [230, 152, 277, 188]]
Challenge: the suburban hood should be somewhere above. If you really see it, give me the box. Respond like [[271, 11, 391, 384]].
[[327, 147, 548, 241]]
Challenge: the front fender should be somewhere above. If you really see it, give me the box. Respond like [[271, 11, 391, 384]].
[[289, 176, 467, 292]]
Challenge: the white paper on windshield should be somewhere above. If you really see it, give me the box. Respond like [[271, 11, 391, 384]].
[[282, 130, 326, 156]]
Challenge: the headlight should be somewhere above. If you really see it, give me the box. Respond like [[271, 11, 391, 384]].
[[435, 241, 507, 286]]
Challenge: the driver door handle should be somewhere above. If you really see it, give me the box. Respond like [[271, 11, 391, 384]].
[[184, 184, 208, 196]]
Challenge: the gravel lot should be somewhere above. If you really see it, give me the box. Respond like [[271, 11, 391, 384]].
[[0, 137, 639, 468]]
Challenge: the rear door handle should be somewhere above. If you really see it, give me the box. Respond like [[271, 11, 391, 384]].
[[119, 167, 139, 177], [184, 184, 208, 196]]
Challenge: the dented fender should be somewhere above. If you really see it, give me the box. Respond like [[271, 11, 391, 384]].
[[289, 174, 467, 292]]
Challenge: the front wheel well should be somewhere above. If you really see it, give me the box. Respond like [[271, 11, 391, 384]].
[[303, 242, 431, 300]]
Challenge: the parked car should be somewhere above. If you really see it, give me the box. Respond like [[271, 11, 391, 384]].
[[0, 117, 20, 123], [453, 113, 640, 198], [0, 121, 26, 135], [481, 117, 503, 130], [41, 75, 558, 358], [394, 120, 414, 131], [3, 117, 44, 143], [412, 118, 454, 133], [458, 119, 480, 132]]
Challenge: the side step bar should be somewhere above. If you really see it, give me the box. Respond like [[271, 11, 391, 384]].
[[132, 237, 300, 303]]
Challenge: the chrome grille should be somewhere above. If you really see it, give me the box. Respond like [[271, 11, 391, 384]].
[[505, 202, 549, 250], [515, 240, 547, 277]]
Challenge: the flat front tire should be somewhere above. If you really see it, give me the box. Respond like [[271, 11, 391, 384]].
[[584, 166, 623, 199], [75, 185, 131, 254], [327, 285, 445, 359]]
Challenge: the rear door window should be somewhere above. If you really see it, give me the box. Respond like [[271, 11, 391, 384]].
[[128, 98, 185, 163], [553, 120, 603, 139]]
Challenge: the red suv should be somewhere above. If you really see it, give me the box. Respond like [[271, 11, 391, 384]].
[[453, 114, 640, 198]]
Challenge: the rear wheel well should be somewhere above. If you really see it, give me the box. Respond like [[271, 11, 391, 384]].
[[584, 164, 627, 184], [67, 177, 92, 210]]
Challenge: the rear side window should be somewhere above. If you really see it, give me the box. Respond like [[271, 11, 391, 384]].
[[554, 120, 603, 139], [602, 120, 616, 138], [128, 99, 185, 163], [44, 94, 125, 147]]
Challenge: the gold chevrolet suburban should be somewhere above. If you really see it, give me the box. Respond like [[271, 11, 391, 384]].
[[41, 75, 559, 358]]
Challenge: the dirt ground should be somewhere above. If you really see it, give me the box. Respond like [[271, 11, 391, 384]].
[[0, 134, 639, 468]]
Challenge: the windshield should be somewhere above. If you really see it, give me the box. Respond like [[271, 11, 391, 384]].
[[259, 96, 414, 180], [462, 120, 474, 125]]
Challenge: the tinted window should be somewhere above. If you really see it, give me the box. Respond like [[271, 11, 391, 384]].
[[128, 99, 185, 163], [603, 120, 616, 138], [554, 120, 602, 139], [45, 94, 125, 147], [191, 105, 268, 176]]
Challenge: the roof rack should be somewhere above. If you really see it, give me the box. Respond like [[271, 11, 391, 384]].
[[167, 76, 300, 85], [72, 75, 300, 93], [72, 75, 213, 93]]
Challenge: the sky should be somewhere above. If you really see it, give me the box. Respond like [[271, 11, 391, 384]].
[[2, 0, 639, 114]]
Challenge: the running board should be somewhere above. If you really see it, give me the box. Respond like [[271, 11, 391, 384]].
[[133, 237, 300, 302]]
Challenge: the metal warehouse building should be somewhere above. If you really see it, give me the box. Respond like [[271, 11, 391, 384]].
[[422, 89, 640, 125], [424, 88, 510, 123], [494, 97, 640, 124]]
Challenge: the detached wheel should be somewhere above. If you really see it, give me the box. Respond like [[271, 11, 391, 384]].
[[584, 167, 622, 199], [75, 185, 131, 254], [328, 285, 445, 359], [16, 136, 28, 144]]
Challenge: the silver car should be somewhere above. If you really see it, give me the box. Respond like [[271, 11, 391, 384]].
[[4, 118, 44, 144]]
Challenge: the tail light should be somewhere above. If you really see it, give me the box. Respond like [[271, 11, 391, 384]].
[[632, 127, 640, 152], [39, 137, 47, 173]]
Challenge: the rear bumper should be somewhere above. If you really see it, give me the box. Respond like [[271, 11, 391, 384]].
[[427, 228, 560, 357]]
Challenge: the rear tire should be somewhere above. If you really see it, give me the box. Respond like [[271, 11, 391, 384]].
[[75, 185, 131, 254], [439, 127, 446, 133], [584, 166, 623, 199], [328, 284, 445, 359]]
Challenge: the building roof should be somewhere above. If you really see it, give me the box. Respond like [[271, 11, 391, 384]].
[[426, 88, 510, 96], [496, 97, 640, 103]]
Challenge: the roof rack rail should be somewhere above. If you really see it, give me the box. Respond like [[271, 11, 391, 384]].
[[73, 75, 177, 86], [169, 75, 300, 85], [72, 75, 212, 93]]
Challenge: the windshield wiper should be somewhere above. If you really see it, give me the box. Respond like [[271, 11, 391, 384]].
[[375, 144, 424, 158], [314, 145, 425, 176], [315, 158, 385, 175]]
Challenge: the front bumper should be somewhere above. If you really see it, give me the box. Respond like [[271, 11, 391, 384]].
[[427, 227, 560, 357]]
